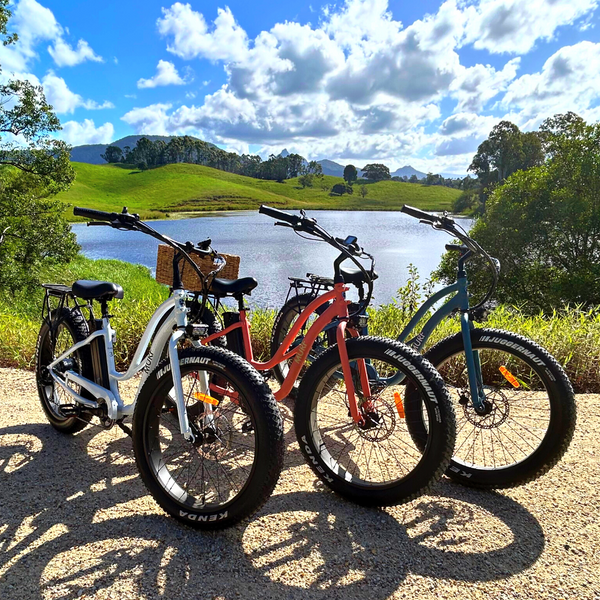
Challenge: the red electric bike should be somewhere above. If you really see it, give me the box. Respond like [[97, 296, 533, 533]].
[[189, 205, 457, 506]]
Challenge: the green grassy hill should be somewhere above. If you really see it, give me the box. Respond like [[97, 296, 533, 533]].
[[57, 162, 462, 220]]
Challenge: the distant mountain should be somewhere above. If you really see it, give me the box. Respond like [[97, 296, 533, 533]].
[[70, 135, 209, 164], [317, 159, 365, 178], [391, 165, 427, 180], [317, 159, 345, 177]]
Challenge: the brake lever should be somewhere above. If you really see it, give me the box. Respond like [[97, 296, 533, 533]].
[[274, 221, 294, 228], [87, 221, 111, 227]]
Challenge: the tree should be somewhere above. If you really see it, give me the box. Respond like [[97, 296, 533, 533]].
[[343, 164, 357, 185], [0, 2, 77, 291], [361, 163, 390, 181], [101, 145, 123, 163], [298, 173, 314, 188], [469, 120, 544, 211], [409, 174, 419, 183], [286, 153, 304, 178], [331, 183, 352, 195], [437, 114, 600, 310], [360, 185, 367, 199]]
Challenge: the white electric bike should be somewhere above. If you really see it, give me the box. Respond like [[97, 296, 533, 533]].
[[35, 207, 284, 529]]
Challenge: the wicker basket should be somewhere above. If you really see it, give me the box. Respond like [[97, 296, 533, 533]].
[[155, 244, 240, 291]]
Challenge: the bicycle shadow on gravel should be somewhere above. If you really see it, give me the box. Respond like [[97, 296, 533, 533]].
[[0, 421, 545, 600]]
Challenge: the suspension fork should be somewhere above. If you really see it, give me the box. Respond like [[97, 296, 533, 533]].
[[168, 330, 194, 441], [336, 321, 370, 425], [460, 311, 486, 412]]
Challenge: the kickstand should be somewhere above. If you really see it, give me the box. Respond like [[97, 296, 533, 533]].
[[117, 420, 132, 437]]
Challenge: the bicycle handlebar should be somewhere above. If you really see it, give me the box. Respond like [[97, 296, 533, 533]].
[[258, 205, 302, 227], [74, 207, 119, 222], [400, 204, 436, 222], [260, 205, 375, 315], [401, 204, 499, 311], [74, 206, 221, 291]]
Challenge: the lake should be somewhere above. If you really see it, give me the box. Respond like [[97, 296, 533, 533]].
[[72, 210, 472, 308]]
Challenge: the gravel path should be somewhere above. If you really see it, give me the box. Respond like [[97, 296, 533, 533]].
[[0, 367, 598, 600]]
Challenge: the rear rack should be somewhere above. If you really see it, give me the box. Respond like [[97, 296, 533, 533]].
[[40, 284, 87, 335], [286, 273, 334, 304], [42, 283, 73, 295]]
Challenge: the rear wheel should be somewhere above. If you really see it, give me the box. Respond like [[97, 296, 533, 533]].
[[270, 293, 334, 396], [35, 307, 93, 434], [404, 328, 577, 488], [133, 347, 284, 529], [294, 337, 456, 506]]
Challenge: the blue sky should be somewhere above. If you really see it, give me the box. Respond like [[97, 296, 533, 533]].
[[1, 0, 599, 173]]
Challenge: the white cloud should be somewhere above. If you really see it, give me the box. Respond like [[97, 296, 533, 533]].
[[501, 41, 600, 127], [48, 38, 103, 67], [157, 3, 248, 62], [137, 60, 186, 88], [60, 119, 115, 145], [126, 0, 600, 172], [0, 0, 103, 71], [42, 71, 114, 114], [450, 58, 520, 112], [121, 103, 173, 135], [463, 0, 598, 55]]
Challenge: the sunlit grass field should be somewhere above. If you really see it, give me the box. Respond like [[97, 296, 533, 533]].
[[57, 162, 462, 220]]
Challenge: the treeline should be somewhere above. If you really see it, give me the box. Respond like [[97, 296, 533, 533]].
[[101, 136, 322, 182], [393, 172, 478, 190], [454, 116, 580, 214]]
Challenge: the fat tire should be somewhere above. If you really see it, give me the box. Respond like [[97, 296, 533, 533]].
[[35, 307, 93, 434], [294, 336, 456, 506], [132, 346, 284, 529], [406, 328, 577, 488]]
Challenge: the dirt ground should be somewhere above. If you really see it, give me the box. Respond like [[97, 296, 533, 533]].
[[0, 367, 598, 600]]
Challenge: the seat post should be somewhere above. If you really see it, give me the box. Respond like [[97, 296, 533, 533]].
[[235, 294, 245, 311], [99, 299, 110, 319]]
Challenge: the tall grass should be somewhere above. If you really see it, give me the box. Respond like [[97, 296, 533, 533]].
[[2, 256, 599, 392]]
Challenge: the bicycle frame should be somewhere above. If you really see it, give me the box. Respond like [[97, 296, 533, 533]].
[[285, 267, 488, 411], [201, 283, 370, 423], [46, 288, 204, 440], [396, 272, 486, 411]]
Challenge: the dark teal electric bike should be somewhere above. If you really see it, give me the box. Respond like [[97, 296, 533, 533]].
[[270, 205, 577, 489]]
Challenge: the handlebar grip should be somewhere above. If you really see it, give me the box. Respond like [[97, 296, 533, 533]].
[[73, 207, 117, 222], [401, 204, 435, 222], [259, 204, 300, 226]]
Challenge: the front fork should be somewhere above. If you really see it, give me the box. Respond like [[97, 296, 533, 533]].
[[460, 311, 487, 412], [167, 330, 195, 441]]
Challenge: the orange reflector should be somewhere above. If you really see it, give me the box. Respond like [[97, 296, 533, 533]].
[[194, 392, 220, 406], [499, 366, 520, 388], [394, 392, 405, 418]]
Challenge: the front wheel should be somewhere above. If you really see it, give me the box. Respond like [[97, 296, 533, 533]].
[[294, 336, 456, 506], [133, 347, 284, 529], [405, 328, 577, 488]]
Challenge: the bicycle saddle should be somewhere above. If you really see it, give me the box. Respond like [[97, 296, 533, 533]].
[[72, 280, 124, 300], [211, 277, 258, 297], [340, 267, 378, 286]]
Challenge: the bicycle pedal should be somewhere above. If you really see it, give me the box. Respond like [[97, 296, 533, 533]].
[[59, 404, 81, 417]]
